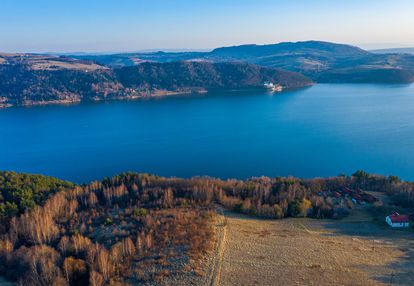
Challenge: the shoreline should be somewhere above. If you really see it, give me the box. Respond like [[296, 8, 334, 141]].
[[0, 87, 271, 109], [0, 88, 211, 109], [0, 84, 319, 109]]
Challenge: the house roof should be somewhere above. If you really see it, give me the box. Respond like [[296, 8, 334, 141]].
[[388, 214, 410, 223]]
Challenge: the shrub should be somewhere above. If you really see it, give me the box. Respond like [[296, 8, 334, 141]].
[[133, 207, 147, 218]]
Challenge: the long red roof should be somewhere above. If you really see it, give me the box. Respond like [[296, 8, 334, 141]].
[[388, 214, 410, 223]]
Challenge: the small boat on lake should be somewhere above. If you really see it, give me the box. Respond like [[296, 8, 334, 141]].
[[264, 82, 283, 92]]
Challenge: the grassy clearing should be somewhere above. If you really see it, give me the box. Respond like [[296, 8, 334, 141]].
[[219, 209, 414, 286]]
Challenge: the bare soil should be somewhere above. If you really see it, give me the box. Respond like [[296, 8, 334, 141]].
[[218, 210, 414, 286]]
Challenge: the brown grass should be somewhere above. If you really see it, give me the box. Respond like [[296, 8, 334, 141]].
[[0, 53, 106, 71], [218, 211, 413, 286], [30, 59, 106, 71]]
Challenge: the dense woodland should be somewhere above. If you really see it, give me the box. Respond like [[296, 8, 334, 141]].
[[0, 171, 413, 285], [0, 172, 74, 221], [114, 62, 311, 91]]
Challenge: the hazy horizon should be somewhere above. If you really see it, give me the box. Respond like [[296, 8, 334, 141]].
[[2, 41, 414, 56], [3, 40, 414, 55], [2, 0, 414, 53]]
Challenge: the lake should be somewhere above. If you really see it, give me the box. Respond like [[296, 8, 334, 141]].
[[1, 84, 414, 183]]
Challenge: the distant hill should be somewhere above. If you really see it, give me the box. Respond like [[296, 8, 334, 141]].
[[73, 51, 205, 67], [371, 47, 414, 55], [208, 41, 370, 70], [72, 41, 414, 84], [211, 41, 369, 56], [0, 55, 311, 107], [74, 41, 370, 72], [315, 67, 414, 84]]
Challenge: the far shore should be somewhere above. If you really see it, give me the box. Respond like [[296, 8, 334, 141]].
[[0, 83, 321, 109], [0, 90, 199, 109], [0, 87, 266, 109]]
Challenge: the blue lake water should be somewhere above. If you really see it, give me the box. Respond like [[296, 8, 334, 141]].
[[1, 84, 414, 183]]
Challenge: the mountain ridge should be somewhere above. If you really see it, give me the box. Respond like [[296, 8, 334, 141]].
[[71, 41, 414, 84], [371, 47, 414, 55]]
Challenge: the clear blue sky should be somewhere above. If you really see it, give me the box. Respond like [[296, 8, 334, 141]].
[[1, 0, 414, 53]]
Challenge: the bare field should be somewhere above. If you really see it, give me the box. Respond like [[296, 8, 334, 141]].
[[30, 59, 106, 71], [0, 53, 106, 70], [218, 211, 414, 286]]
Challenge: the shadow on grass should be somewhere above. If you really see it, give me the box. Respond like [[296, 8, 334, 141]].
[[307, 218, 414, 285], [222, 207, 414, 285]]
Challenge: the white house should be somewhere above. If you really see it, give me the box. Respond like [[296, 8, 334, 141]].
[[385, 212, 410, 228]]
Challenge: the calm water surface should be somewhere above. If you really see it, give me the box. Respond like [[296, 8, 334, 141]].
[[1, 84, 414, 183]]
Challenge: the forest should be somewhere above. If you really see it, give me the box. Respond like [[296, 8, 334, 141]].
[[0, 171, 413, 285], [0, 171, 74, 221]]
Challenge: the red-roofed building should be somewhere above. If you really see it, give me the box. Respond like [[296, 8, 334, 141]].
[[386, 212, 410, 228], [333, 191, 341, 198], [343, 187, 353, 195]]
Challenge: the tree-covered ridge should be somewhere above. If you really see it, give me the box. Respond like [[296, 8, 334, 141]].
[[0, 171, 413, 285], [0, 58, 312, 107], [0, 171, 74, 218], [115, 61, 312, 91]]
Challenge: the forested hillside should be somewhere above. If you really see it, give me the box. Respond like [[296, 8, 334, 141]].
[[115, 62, 311, 91], [0, 171, 413, 285], [0, 55, 312, 107]]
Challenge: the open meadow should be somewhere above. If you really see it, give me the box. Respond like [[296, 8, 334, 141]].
[[218, 209, 414, 286]]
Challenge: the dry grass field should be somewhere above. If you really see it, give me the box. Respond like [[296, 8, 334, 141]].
[[218, 209, 414, 286], [0, 53, 106, 71]]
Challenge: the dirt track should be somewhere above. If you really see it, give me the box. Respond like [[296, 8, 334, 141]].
[[208, 209, 228, 286], [218, 212, 414, 286]]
